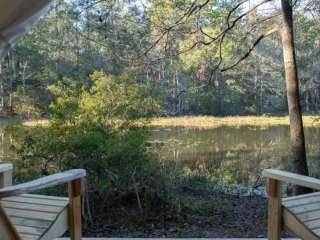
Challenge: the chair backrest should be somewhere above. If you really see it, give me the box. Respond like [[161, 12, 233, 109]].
[[0, 164, 85, 240]]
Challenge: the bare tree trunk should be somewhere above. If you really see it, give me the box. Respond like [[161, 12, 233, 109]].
[[280, 0, 309, 194], [0, 64, 4, 111]]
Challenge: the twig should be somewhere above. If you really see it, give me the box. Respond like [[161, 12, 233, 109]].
[[131, 168, 143, 214]]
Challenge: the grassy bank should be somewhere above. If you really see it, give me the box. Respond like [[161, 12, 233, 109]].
[[147, 115, 320, 129], [23, 115, 320, 129]]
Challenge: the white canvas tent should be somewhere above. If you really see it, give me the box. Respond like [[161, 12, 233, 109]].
[[0, 0, 52, 62]]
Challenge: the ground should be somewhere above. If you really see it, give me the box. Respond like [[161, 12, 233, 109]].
[[85, 190, 267, 237]]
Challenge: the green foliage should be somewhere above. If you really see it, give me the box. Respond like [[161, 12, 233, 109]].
[[8, 71, 159, 196]]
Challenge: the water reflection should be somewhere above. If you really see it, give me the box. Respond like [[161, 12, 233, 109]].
[[0, 121, 319, 188], [151, 126, 320, 186]]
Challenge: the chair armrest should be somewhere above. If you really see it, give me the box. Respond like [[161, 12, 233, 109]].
[[0, 163, 13, 188], [0, 169, 86, 198], [0, 164, 13, 173], [263, 169, 320, 190]]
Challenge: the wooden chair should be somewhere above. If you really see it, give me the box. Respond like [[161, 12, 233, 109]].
[[0, 163, 86, 240], [263, 169, 320, 240]]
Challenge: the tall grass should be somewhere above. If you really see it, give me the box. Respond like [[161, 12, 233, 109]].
[[146, 116, 320, 129]]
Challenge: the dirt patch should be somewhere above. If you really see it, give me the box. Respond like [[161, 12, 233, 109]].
[[84, 190, 268, 237]]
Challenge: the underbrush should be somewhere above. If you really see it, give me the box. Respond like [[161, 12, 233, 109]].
[[84, 166, 267, 237], [6, 118, 265, 236], [4, 70, 267, 237]]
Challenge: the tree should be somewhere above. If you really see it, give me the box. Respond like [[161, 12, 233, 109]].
[[143, 0, 315, 192], [280, 0, 309, 194]]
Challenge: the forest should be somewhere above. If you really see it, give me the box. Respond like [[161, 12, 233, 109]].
[[0, 0, 320, 238], [1, 0, 320, 117]]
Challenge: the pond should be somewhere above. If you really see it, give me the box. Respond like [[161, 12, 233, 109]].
[[150, 125, 320, 187]]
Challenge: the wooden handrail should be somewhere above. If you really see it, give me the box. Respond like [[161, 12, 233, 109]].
[[0, 169, 86, 198], [263, 169, 320, 190]]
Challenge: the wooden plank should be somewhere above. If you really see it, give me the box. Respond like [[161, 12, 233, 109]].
[[263, 169, 320, 190], [22, 194, 69, 201], [41, 208, 68, 240], [312, 228, 320, 236], [16, 225, 45, 236], [286, 201, 320, 214], [20, 234, 40, 240], [283, 208, 319, 240], [283, 194, 320, 208], [1, 201, 64, 213], [266, 178, 282, 240], [0, 169, 86, 198], [10, 216, 51, 228], [283, 192, 320, 202], [2, 196, 69, 207], [296, 209, 320, 222], [4, 208, 57, 221], [305, 218, 320, 230]]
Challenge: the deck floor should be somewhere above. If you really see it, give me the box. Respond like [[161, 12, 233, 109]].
[[57, 238, 299, 239]]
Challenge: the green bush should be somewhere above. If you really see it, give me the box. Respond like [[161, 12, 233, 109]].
[[7, 70, 158, 197]]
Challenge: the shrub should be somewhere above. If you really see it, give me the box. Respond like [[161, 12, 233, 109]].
[[7, 70, 158, 198]]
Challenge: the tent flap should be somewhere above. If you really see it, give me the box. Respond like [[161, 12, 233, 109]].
[[0, 0, 52, 62]]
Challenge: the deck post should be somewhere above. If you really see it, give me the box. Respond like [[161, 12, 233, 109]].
[[267, 178, 282, 240], [68, 178, 83, 240], [0, 164, 13, 188]]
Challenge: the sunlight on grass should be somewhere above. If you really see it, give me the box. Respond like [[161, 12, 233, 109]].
[[23, 116, 320, 129], [146, 116, 320, 129], [22, 119, 50, 127]]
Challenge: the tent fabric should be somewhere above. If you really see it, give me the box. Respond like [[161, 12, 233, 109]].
[[0, 0, 52, 62]]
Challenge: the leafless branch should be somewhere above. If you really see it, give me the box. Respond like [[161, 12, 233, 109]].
[[221, 28, 278, 72]]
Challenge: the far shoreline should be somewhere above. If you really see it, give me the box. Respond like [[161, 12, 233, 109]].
[[146, 115, 320, 129], [20, 115, 320, 129]]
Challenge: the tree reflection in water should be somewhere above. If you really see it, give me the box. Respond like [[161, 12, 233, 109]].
[[151, 125, 320, 186]]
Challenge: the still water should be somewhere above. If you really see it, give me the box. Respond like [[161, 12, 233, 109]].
[[1, 121, 320, 188], [151, 125, 320, 187]]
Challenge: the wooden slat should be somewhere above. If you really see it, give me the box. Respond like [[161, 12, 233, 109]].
[[2, 195, 69, 207], [20, 234, 40, 240], [312, 228, 320, 236], [1, 201, 63, 213], [15, 225, 45, 236], [286, 201, 320, 215], [9, 217, 51, 228], [4, 208, 57, 221], [22, 194, 69, 201], [305, 218, 320, 230], [282, 208, 319, 240], [283, 192, 320, 202], [282, 194, 320, 208], [296, 209, 320, 222], [41, 208, 68, 240], [0, 194, 70, 239]]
